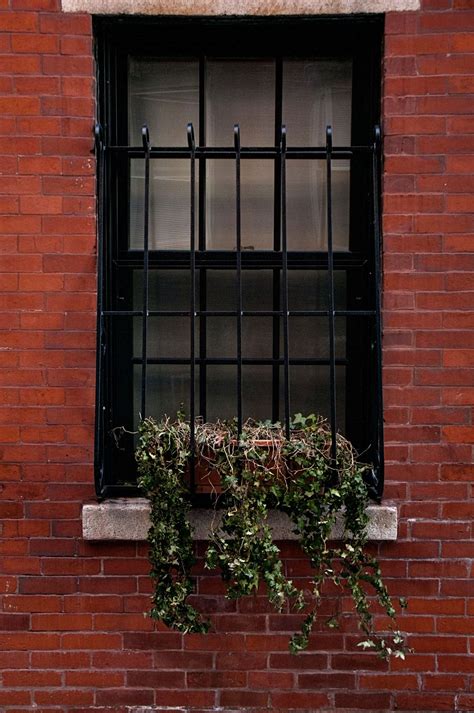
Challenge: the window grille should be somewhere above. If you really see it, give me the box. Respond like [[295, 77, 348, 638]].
[[94, 18, 383, 502]]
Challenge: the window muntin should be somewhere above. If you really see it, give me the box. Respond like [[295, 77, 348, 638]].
[[95, 18, 383, 500]]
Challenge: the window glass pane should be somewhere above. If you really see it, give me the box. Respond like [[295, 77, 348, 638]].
[[206, 59, 275, 146], [283, 60, 352, 251], [128, 58, 199, 145], [206, 270, 274, 311], [133, 317, 193, 360], [287, 270, 346, 311], [287, 159, 350, 251], [133, 365, 197, 428], [129, 158, 193, 250], [289, 317, 345, 360], [282, 59, 352, 146], [285, 365, 346, 431], [206, 366, 236, 422], [206, 159, 274, 250]]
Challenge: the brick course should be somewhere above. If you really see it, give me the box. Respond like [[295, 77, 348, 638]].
[[0, 0, 473, 710]]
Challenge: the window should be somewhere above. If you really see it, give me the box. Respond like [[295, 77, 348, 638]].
[[94, 17, 383, 501]]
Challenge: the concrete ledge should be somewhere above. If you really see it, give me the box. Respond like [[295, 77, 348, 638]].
[[62, 0, 420, 14], [82, 498, 397, 541]]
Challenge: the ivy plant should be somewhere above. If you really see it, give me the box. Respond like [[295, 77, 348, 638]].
[[135, 413, 408, 657]]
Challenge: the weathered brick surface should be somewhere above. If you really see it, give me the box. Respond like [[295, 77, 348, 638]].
[[0, 0, 473, 710]]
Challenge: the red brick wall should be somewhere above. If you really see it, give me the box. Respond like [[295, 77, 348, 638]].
[[0, 0, 473, 710]]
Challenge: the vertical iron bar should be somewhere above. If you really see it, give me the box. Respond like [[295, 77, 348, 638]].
[[272, 58, 283, 423], [234, 124, 243, 436], [94, 122, 106, 497], [326, 125, 337, 464], [280, 125, 290, 439], [198, 56, 207, 421], [372, 125, 384, 499], [188, 123, 196, 490], [141, 124, 151, 419]]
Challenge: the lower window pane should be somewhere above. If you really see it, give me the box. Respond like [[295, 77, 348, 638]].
[[286, 365, 346, 431], [133, 364, 196, 428]]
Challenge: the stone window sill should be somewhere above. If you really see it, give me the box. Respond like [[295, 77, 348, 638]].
[[82, 498, 397, 541]]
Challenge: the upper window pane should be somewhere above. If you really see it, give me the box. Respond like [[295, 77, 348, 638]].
[[282, 59, 352, 146], [128, 58, 199, 145], [206, 59, 275, 146]]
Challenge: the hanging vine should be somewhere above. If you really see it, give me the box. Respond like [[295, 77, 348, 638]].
[[136, 413, 408, 657]]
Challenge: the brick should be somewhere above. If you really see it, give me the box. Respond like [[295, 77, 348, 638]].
[[60, 35, 92, 55], [412, 521, 471, 539], [438, 652, 474, 673], [0, 216, 41, 235], [385, 33, 451, 56], [0, 54, 41, 73], [220, 690, 269, 707], [31, 613, 93, 631], [457, 695, 474, 711], [249, 670, 294, 688], [387, 113, 447, 135], [271, 692, 329, 708], [0, 614, 30, 630], [19, 577, 77, 595], [0, 651, 29, 669], [123, 632, 182, 650], [35, 690, 94, 706], [3, 595, 62, 613], [422, 673, 466, 693], [299, 672, 356, 688], [41, 95, 94, 118], [384, 155, 444, 174], [394, 693, 455, 710], [0, 12, 38, 32], [14, 75, 60, 95], [0, 632, 60, 650], [385, 75, 447, 97], [408, 560, 468, 578], [442, 426, 474, 443], [95, 689, 154, 706], [11, 33, 59, 53], [437, 617, 474, 634], [0, 691, 32, 705], [3, 670, 62, 687], [446, 194, 474, 212], [418, 94, 474, 115], [440, 464, 473, 481], [93, 613, 153, 631], [269, 652, 328, 669], [421, 10, 474, 32], [360, 673, 419, 690], [418, 53, 474, 75], [42, 137, 93, 157], [66, 670, 125, 687], [127, 670, 185, 688]]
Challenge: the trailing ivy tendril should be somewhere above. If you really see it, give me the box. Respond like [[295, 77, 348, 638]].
[[136, 413, 408, 658]]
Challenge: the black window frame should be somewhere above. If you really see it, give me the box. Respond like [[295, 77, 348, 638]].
[[94, 15, 384, 502]]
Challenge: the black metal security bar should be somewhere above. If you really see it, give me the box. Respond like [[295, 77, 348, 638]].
[[234, 124, 243, 436], [94, 121, 384, 501], [140, 126, 151, 419], [188, 123, 197, 486], [279, 126, 290, 439], [326, 126, 337, 464]]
